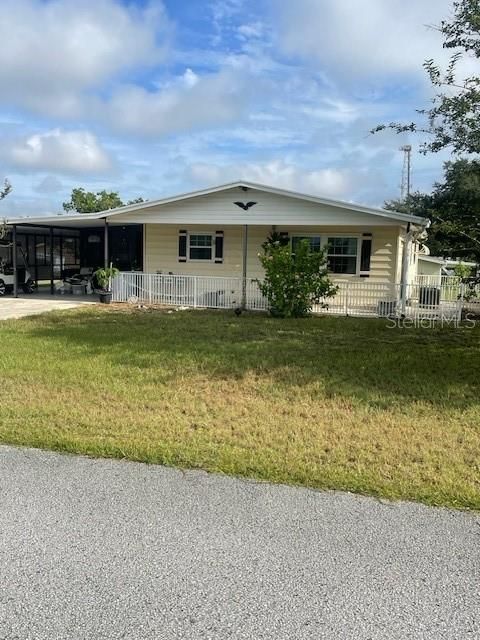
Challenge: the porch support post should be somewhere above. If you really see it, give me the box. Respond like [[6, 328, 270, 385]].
[[12, 224, 18, 298], [104, 219, 109, 269], [400, 223, 412, 316], [241, 224, 248, 310], [50, 226, 54, 295]]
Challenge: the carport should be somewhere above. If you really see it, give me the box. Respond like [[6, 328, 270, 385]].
[[3, 215, 143, 297]]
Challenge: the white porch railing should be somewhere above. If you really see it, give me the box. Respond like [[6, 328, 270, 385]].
[[112, 272, 247, 309], [111, 272, 479, 320]]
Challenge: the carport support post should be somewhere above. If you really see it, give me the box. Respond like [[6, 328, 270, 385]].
[[104, 219, 109, 269], [49, 226, 54, 295], [12, 225, 18, 298], [241, 224, 248, 310]]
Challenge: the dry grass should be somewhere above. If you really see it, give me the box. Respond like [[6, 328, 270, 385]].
[[0, 305, 479, 509]]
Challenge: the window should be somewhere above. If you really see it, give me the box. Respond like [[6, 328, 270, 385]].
[[327, 237, 358, 274], [291, 236, 321, 253], [189, 234, 213, 261]]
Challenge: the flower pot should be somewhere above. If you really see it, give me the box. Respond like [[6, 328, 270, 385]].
[[98, 291, 113, 304]]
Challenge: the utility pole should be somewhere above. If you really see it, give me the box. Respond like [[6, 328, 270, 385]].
[[400, 145, 412, 210]]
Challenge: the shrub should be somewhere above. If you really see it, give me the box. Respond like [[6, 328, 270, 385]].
[[93, 266, 119, 292], [257, 234, 338, 317], [454, 262, 473, 279]]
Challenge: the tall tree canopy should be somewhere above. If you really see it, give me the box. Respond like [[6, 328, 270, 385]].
[[63, 188, 145, 213], [373, 0, 480, 154], [386, 159, 480, 261]]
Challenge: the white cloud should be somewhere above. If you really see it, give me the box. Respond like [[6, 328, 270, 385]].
[[34, 176, 64, 194], [0, 0, 170, 118], [188, 159, 355, 199], [183, 69, 200, 88], [277, 0, 453, 79], [103, 70, 250, 136], [210, 0, 246, 43], [301, 98, 360, 124], [8, 129, 112, 174], [238, 22, 265, 39]]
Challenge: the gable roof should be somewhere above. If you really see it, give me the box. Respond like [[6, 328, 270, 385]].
[[5, 180, 429, 226]]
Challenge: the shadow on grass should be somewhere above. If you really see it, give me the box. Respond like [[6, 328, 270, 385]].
[[18, 306, 480, 410]]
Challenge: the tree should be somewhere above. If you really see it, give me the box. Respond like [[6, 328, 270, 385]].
[[373, 0, 480, 154], [63, 188, 145, 213], [0, 179, 11, 201], [0, 179, 12, 240], [385, 159, 480, 261], [257, 234, 338, 318]]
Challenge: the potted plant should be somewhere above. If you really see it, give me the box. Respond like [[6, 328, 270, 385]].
[[93, 265, 119, 304]]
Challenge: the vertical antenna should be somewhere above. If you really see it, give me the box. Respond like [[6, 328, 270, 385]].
[[400, 145, 412, 209]]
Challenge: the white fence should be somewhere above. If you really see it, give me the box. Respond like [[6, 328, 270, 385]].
[[112, 272, 249, 310], [415, 274, 462, 287], [112, 272, 479, 320]]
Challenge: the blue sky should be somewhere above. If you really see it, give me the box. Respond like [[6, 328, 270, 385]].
[[0, 0, 457, 216]]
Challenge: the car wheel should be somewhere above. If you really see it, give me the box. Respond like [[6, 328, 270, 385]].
[[22, 279, 36, 294], [0, 279, 6, 296]]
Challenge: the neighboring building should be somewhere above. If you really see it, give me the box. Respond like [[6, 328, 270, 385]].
[[416, 251, 478, 282], [417, 254, 446, 279]]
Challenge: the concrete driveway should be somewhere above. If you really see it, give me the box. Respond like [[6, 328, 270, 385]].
[[0, 296, 95, 320], [0, 446, 478, 640]]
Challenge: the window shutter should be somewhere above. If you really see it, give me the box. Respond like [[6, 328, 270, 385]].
[[214, 231, 224, 263], [360, 235, 372, 277], [178, 230, 187, 262]]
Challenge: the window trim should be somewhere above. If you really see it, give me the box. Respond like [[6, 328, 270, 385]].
[[291, 234, 322, 254], [326, 236, 361, 276], [290, 233, 362, 276], [187, 231, 215, 262]]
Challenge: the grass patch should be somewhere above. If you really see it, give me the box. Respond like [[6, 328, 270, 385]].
[[0, 305, 479, 509]]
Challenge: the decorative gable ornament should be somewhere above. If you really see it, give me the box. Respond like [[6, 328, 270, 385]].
[[234, 201, 257, 211]]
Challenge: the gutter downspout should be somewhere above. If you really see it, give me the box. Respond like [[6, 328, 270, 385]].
[[400, 218, 430, 315], [400, 223, 412, 316]]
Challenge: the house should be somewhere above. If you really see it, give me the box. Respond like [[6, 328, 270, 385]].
[[5, 180, 427, 280], [4, 181, 433, 314]]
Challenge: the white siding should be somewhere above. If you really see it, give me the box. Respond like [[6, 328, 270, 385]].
[[145, 224, 401, 284], [115, 188, 402, 227], [145, 225, 243, 277]]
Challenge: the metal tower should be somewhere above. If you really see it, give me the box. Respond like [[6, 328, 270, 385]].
[[400, 145, 412, 202]]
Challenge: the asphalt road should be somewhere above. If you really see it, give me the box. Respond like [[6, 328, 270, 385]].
[[0, 446, 478, 640]]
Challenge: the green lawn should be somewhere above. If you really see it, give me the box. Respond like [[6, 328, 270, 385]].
[[0, 306, 479, 509]]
